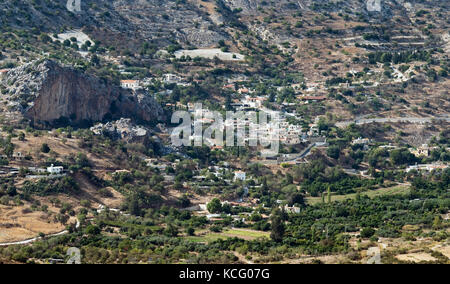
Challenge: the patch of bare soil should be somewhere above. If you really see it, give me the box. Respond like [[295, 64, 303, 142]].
[[72, 172, 124, 209], [287, 254, 349, 264], [8, 134, 117, 170], [395, 252, 437, 263], [432, 244, 450, 259], [0, 204, 65, 243]]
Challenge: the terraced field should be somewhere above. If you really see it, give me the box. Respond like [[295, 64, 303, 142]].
[[306, 185, 411, 205], [187, 228, 270, 243]]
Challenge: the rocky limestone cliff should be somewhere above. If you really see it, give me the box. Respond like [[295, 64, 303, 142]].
[[1, 60, 164, 127]]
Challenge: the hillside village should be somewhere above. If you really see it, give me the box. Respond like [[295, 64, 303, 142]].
[[0, 0, 448, 264]]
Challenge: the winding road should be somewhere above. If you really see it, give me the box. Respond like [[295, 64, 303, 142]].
[[0, 219, 80, 247], [280, 142, 320, 163]]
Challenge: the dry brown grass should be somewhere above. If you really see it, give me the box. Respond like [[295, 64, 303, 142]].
[[0, 204, 66, 243], [9, 133, 116, 169], [0, 131, 126, 242], [395, 252, 437, 262]]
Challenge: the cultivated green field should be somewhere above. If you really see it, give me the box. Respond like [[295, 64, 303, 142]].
[[187, 228, 270, 243], [306, 185, 411, 205]]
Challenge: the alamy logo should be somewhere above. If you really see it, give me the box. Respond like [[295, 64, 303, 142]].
[[171, 103, 280, 157], [67, 0, 81, 13], [367, 247, 381, 264], [367, 0, 382, 12], [66, 247, 81, 264]]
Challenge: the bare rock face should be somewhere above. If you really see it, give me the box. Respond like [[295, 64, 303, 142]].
[[1, 60, 163, 127]]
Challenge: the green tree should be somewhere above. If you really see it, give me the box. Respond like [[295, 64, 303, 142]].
[[18, 132, 25, 141], [128, 195, 141, 216], [91, 54, 100, 66], [85, 225, 101, 235], [327, 187, 332, 203], [222, 202, 232, 214], [360, 227, 375, 238], [164, 223, 179, 237], [287, 192, 305, 207], [40, 143, 50, 153], [207, 198, 222, 213], [390, 148, 417, 166], [327, 146, 340, 159], [3, 143, 14, 157], [270, 209, 285, 242], [186, 227, 195, 236], [432, 216, 442, 230]]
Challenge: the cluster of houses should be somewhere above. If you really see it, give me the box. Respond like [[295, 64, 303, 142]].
[[408, 144, 439, 158], [164, 159, 306, 220], [0, 152, 25, 161], [119, 73, 192, 91], [352, 137, 372, 151], [0, 162, 65, 178], [186, 196, 301, 223], [406, 163, 448, 173], [28, 164, 64, 175], [161, 73, 190, 86], [140, 73, 330, 155], [145, 158, 177, 182], [181, 101, 306, 148]]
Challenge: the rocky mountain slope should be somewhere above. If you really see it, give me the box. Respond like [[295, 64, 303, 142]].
[[0, 0, 448, 53], [0, 0, 228, 49], [0, 0, 448, 122], [0, 60, 163, 127]]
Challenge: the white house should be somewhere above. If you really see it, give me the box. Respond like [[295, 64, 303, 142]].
[[352, 137, 371, 145], [284, 205, 301, 214], [120, 80, 140, 90], [162, 73, 182, 84], [12, 152, 24, 160], [47, 164, 64, 175], [0, 69, 10, 78], [234, 170, 246, 181], [164, 175, 175, 182], [352, 137, 371, 150], [206, 214, 222, 220], [29, 167, 47, 174], [406, 163, 448, 173], [242, 96, 266, 108]]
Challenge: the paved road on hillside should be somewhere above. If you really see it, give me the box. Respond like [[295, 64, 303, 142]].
[[281, 142, 318, 163], [0, 219, 80, 247]]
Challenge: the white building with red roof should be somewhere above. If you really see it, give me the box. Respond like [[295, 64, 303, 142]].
[[120, 80, 141, 90]]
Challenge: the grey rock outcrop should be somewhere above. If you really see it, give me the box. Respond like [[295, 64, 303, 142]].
[[1, 60, 164, 127], [91, 118, 148, 141], [90, 118, 164, 152]]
